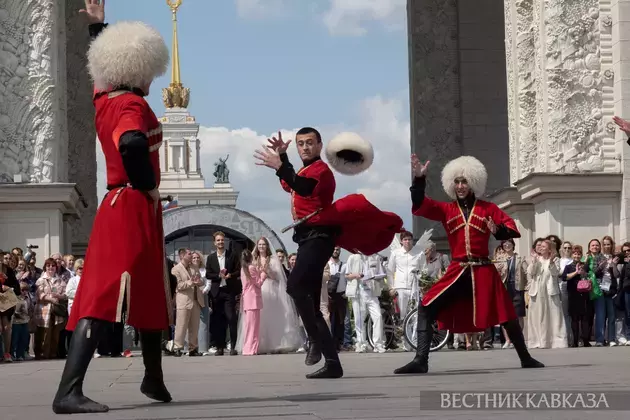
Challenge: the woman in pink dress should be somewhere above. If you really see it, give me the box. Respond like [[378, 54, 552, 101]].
[[240, 250, 266, 355]]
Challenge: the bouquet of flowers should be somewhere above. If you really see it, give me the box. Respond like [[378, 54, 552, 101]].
[[418, 268, 438, 295]]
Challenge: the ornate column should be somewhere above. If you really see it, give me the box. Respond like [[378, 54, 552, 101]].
[[505, 0, 538, 183], [0, 0, 92, 255], [0, 0, 65, 183], [408, 0, 463, 246], [496, 0, 622, 249], [613, 0, 630, 241]]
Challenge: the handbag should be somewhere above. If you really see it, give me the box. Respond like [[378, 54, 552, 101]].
[[577, 279, 592, 293], [0, 288, 18, 312], [51, 298, 69, 318], [46, 278, 69, 318]]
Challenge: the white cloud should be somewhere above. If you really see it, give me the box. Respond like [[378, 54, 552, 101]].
[[322, 0, 407, 36], [235, 0, 291, 19], [96, 94, 412, 254], [233, 0, 407, 36]]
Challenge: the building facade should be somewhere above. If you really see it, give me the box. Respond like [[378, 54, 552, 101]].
[[408, 0, 630, 253], [159, 1, 285, 260], [0, 0, 96, 257]]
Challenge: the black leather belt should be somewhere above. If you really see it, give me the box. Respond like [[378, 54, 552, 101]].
[[453, 257, 493, 266]]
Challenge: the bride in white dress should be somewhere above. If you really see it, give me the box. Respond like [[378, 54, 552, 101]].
[[235, 237, 302, 354]]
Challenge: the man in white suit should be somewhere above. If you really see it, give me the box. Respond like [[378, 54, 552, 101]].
[[172, 248, 206, 356], [345, 253, 386, 353]]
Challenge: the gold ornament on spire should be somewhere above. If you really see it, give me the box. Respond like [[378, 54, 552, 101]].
[[162, 0, 190, 108]]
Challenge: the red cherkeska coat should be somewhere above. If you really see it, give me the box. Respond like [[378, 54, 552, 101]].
[[414, 196, 518, 333], [281, 159, 403, 256], [67, 90, 173, 332]]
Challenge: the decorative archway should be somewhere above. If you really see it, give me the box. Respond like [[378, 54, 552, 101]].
[[163, 205, 286, 253]]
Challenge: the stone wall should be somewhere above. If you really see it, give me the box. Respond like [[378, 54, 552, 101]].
[[65, 0, 96, 251], [458, 0, 510, 195], [407, 0, 463, 243], [407, 0, 510, 245]]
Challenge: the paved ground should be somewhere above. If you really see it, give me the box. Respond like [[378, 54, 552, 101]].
[[1, 346, 628, 420]]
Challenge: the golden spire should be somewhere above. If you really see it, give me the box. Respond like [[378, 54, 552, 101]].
[[162, 0, 190, 108]]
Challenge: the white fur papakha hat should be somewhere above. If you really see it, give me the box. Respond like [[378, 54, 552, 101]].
[[87, 21, 169, 91], [440, 155, 488, 200], [325, 132, 374, 175]]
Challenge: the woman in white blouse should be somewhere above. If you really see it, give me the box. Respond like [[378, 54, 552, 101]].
[[526, 239, 568, 348]]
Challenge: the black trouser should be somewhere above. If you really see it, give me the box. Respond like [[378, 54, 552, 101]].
[[209, 288, 237, 350], [286, 235, 339, 364], [58, 327, 70, 358], [570, 313, 591, 346], [328, 292, 347, 350], [97, 322, 124, 356]]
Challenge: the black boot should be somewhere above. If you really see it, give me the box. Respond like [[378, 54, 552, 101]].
[[306, 361, 344, 379], [52, 318, 110, 414], [394, 305, 432, 374], [501, 319, 544, 368], [139, 331, 172, 403], [305, 340, 322, 366], [289, 294, 323, 366], [305, 317, 343, 379]]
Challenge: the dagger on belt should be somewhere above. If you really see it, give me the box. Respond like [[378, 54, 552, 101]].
[[281, 208, 323, 233]]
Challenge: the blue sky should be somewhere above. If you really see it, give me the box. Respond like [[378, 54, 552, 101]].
[[97, 0, 412, 253]]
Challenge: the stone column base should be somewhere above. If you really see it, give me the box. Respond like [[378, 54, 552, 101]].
[[489, 173, 622, 252], [0, 183, 85, 257]]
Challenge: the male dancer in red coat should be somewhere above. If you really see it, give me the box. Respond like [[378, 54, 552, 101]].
[[394, 154, 544, 374], [255, 128, 403, 378], [52, 1, 172, 414]]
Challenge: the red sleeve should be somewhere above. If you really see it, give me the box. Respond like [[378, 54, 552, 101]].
[[112, 97, 150, 151], [412, 196, 447, 222], [280, 179, 291, 193], [312, 165, 335, 199], [489, 203, 520, 235]]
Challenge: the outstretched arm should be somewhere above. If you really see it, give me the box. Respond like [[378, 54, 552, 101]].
[[276, 154, 318, 197], [410, 176, 447, 222], [409, 155, 446, 221], [82, 0, 107, 38], [487, 203, 521, 240], [613, 116, 630, 144], [255, 131, 318, 196]]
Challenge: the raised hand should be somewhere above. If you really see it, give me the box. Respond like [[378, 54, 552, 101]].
[[486, 216, 497, 234], [254, 146, 282, 170], [613, 116, 630, 136], [411, 154, 430, 178], [80, 0, 105, 24], [266, 131, 292, 154]]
